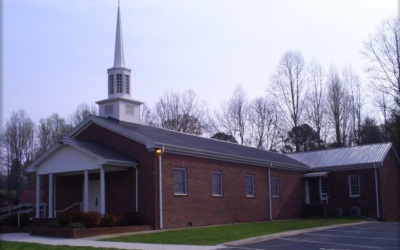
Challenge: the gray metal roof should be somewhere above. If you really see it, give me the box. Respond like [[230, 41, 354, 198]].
[[287, 143, 394, 170], [85, 116, 309, 169], [62, 138, 136, 164]]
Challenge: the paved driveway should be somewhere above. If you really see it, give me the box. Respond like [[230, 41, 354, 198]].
[[222, 222, 400, 250]]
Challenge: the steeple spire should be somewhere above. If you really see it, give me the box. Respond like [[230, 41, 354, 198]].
[[114, 0, 125, 67], [97, 0, 143, 124]]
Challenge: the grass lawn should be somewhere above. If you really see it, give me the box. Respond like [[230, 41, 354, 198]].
[[104, 218, 362, 245], [0, 241, 137, 250]]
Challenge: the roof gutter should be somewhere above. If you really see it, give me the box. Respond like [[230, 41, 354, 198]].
[[150, 143, 309, 172], [374, 164, 380, 219], [311, 162, 383, 172], [268, 163, 273, 221]]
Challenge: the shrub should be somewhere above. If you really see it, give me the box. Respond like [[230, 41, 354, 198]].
[[65, 222, 85, 229], [56, 212, 70, 226], [101, 213, 120, 227], [3, 213, 30, 227], [47, 222, 63, 228], [82, 211, 101, 228], [121, 211, 141, 226], [56, 211, 101, 228]]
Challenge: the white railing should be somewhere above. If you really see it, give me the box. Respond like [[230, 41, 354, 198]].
[[55, 203, 83, 217], [0, 203, 47, 226], [0, 203, 44, 219]]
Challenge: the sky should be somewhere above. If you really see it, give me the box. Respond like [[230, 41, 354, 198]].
[[1, 0, 398, 128]]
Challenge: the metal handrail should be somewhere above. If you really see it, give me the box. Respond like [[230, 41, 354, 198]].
[[0, 203, 42, 215], [0, 204, 46, 224], [55, 202, 83, 217]]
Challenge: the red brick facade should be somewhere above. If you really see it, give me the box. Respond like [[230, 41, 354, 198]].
[[379, 151, 400, 221], [51, 124, 307, 229], [41, 123, 400, 228], [326, 169, 377, 218]]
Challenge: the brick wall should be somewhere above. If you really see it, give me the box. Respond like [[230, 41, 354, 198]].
[[67, 123, 306, 229], [327, 169, 377, 218], [270, 168, 304, 220], [379, 151, 400, 221], [55, 175, 83, 213], [160, 154, 305, 228], [75, 124, 158, 227]]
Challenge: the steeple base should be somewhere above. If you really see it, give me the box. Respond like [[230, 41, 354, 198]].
[[97, 97, 143, 124]]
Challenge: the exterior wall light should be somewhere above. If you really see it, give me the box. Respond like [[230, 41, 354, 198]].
[[156, 146, 164, 154]]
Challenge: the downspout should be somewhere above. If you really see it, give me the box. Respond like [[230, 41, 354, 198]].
[[157, 146, 164, 230], [374, 164, 380, 219], [132, 165, 139, 212], [268, 163, 272, 221]]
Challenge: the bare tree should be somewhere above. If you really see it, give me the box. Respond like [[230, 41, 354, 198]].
[[140, 104, 156, 126], [327, 66, 351, 147], [362, 16, 400, 108], [248, 97, 279, 150], [1, 110, 36, 198], [342, 66, 363, 145], [305, 60, 327, 148], [215, 85, 249, 145], [37, 113, 72, 155], [270, 51, 308, 151], [69, 103, 98, 126], [155, 89, 208, 135]]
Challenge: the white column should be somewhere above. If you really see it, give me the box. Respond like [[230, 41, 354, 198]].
[[48, 174, 54, 218], [100, 166, 106, 216], [36, 175, 41, 218], [83, 170, 89, 212]]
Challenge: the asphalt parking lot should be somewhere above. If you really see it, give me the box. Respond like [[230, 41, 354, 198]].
[[222, 222, 400, 250]]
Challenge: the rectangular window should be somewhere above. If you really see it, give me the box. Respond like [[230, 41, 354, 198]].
[[117, 74, 123, 93], [212, 172, 223, 196], [321, 178, 329, 195], [349, 175, 360, 197], [271, 177, 279, 198], [125, 75, 130, 94], [174, 168, 187, 195], [109, 75, 114, 94], [246, 175, 254, 197]]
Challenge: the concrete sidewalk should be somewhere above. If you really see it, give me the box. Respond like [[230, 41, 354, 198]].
[[0, 233, 226, 250]]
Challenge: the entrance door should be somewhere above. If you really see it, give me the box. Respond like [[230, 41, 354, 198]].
[[88, 180, 101, 212]]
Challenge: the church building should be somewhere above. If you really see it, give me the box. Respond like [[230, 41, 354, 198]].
[[27, 4, 400, 229]]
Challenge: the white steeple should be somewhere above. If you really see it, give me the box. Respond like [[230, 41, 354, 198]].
[[113, 1, 125, 68], [96, 1, 143, 124]]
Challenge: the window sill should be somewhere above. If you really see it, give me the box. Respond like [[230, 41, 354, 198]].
[[349, 195, 360, 198], [272, 196, 280, 199], [174, 193, 188, 197], [246, 195, 255, 198], [212, 195, 224, 198]]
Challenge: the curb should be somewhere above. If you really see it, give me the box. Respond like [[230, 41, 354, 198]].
[[223, 221, 371, 246]]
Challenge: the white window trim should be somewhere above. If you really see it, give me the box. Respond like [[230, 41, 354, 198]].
[[174, 168, 187, 195], [212, 171, 223, 197], [272, 177, 280, 198], [246, 175, 255, 197], [348, 175, 360, 198]]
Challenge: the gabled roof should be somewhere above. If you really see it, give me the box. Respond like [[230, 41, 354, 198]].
[[62, 138, 136, 165], [67, 116, 309, 170], [27, 137, 137, 173], [287, 143, 398, 170]]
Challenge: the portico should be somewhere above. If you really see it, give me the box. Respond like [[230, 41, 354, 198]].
[[27, 138, 137, 218]]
